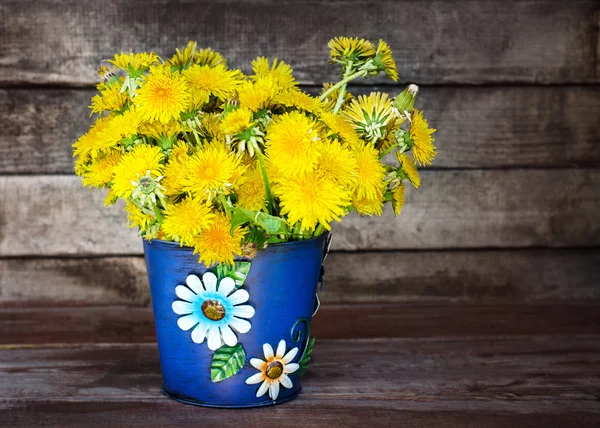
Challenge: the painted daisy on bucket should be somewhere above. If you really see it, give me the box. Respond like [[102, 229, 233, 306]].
[[245, 340, 300, 400], [172, 272, 255, 350]]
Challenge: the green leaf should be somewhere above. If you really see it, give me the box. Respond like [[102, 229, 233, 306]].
[[210, 344, 246, 382], [296, 337, 315, 377], [231, 207, 290, 235]]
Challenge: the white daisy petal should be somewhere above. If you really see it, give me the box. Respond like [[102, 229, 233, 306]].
[[191, 322, 209, 344], [228, 289, 249, 305], [276, 340, 286, 358], [220, 325, 238, 347], [175, 285, 196, 302], [202, 272, 217, 292], [280, 374, 293, 389], [231, 305, 255, 319], [229, 317, 251, 334], [245, 372, 265, 385], [171, 300, 194, 315], [177, 314, 198, 331], [256, 380, 270, 398], [263, 343, 274, 360], [207, 326, 222, 350], [282, 347, 299, 364], [284, 363, 299, 374], [250, 358, 266, 370], [185, 274, 204, 294], [217, 277, 236, 297], [269, 381, 280, 400]]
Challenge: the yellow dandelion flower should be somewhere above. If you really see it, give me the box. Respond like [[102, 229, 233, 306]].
[[374, 40, 398, 82], [275, 88, 323, 113], [198, 113, 224, 140], [276, 170, 351, 232], [410, 110, 437, 166], [343, 92, 395, 144], [352, 143, 386, 200], [104, 188, 118, 206], [183, 64, 244, 108], [237, 76, 279, 112], [236, 166, 266, 211], [192, 213, 245, 266], [82, 150, 122, 188], [112, 145, 164, 198], [397, 153, 420, 188], [220, 107, 253, 135], [251, 57, 297, 90], [352, 192, 384, 216], [73, 116, 112, 159], [89, 109, 145, 155], [74, 153, 90, 177], [392, 184, 405, 216], [125, 202, 155, 230], [328, 37, 376, 63], [161, 197, 215, 246], [136, 70, 189, 123], [109, 52, 160, 74], [162, 142, 191, 195], [89, 84, 128, 115], [140, 120, 181, 140], [314, 139, 357, 188], [195, 48, 227, 68], [265, 111, 320, 177], [183, 142, 241, 197], [318, 111, 360, 146], [167, 41, 198, 69]]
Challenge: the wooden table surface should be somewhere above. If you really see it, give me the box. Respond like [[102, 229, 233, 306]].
[[1, 302, 599, 427]]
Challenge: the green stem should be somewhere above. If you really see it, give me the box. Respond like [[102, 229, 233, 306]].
[[219, 194, 230, 216], [379, 144, 396, 160], [319, 69, 366, 102], [332, 62, 353, 114], [313, 223, 325, 237], [256, 150, 274, 215], [152, 205, 164, 224]]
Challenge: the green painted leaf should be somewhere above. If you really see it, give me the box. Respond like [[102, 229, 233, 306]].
[[214, 262, 252, 288], [296, 337, 315, 376], [231, 262, 251, 287], [210, 344, 246, 382]]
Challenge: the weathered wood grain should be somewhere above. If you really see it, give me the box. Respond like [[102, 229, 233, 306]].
[[0, 1, 598, 85], [2, 86, 599, 174], [3, 401, 598, 428], [2, 249, 599, 304], [1, 170, 598, 256], [1, 303, 598, 345], [1, 337, 598, 422]]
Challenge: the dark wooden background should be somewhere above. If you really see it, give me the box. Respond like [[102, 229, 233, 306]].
[[0, 0, 599, 305]]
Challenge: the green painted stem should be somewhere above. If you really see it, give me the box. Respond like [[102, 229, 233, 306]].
[[256, 150, 274, 215]]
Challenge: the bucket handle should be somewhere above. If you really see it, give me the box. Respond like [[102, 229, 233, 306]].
[[313, 233, 333, 317]]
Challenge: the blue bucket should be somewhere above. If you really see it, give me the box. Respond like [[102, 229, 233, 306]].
[[143, 233, 330, 408]]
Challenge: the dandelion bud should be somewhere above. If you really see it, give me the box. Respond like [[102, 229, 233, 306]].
[[393, 84, 419, 117]]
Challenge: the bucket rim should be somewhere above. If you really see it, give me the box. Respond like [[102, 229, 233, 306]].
[[143, 231, 330, 251]]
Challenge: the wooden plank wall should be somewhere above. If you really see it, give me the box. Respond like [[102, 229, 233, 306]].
[[0, 0, 599, 304]]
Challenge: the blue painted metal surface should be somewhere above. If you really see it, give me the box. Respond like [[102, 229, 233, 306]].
[[143, 234, 329, 408]]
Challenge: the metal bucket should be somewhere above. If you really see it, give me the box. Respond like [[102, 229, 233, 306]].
[[143, 233, 330, 408]]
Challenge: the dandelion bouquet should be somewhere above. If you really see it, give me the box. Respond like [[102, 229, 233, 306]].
[[73, 37, 437, 267]]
